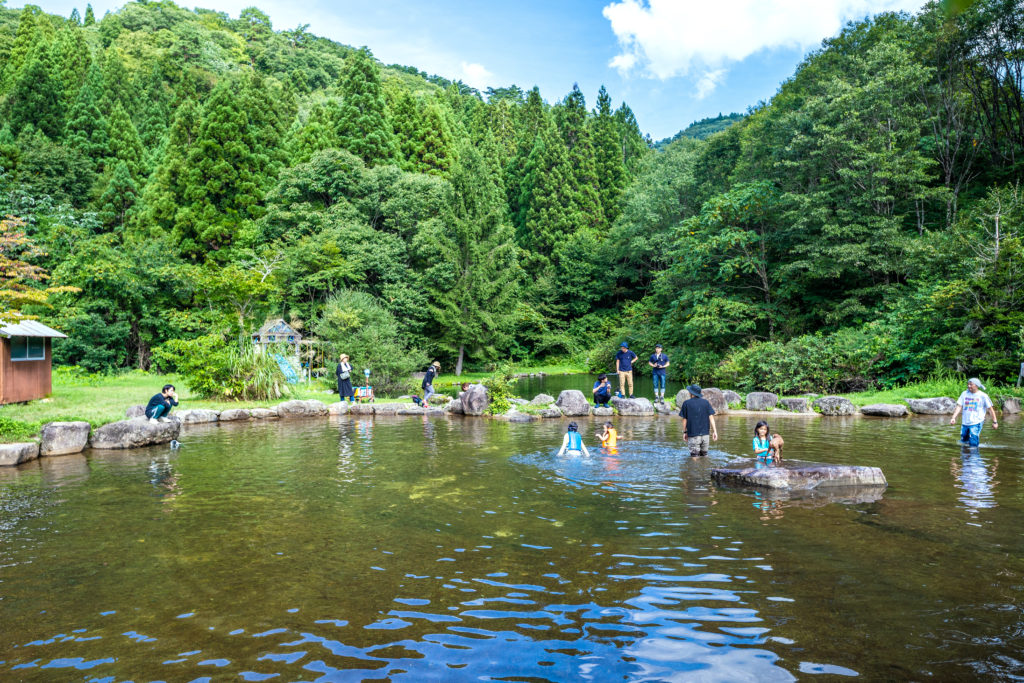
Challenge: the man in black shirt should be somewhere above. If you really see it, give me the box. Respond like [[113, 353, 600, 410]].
[[679, 384, 717, 457], [145, 384, 178, 423]]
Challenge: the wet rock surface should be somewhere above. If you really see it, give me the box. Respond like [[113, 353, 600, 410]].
[[90, 417, 181, 450], [905, 397, 956, 415], [555, 390, 591, 417], [780, 398, 810, 413], [861, 403, 908, 417], [611, 396, 656, 416], [40, 421, 91, 456], [712, 459, 887, 491], [461, 385, 489, 416], [0, 442, 40, 466], [703, 388, 729, 413], [746, 392, 779, 411]]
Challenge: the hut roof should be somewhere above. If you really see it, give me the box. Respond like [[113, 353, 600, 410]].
[[0, 320, 67, 338], [255, 319, 301, 339]]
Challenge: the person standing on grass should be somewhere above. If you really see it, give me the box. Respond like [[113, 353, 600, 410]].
[[679, 384, 717, 457], [615, 342, 638, 399], [648, 344, 670, 403], [336, 354, 355, 403], [146, 384, 178, 423], [950, 378, 998, 448]]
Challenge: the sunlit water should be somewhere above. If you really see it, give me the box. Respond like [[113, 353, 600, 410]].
[[1, 412, 1022, 681]]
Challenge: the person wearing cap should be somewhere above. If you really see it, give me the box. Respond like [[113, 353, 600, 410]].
[[679, 383, 717, 457], [950, 377, 998, 447], [615, 342, 639, 399], [648, 344, 670, 403], [336, 354, 355, 403], [422, 361, 441, 406]]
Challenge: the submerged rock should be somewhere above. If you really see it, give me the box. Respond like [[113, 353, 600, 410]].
[[530, 393, 555, 406], [91, 417, 181, 450], [219, 408, 251, 421], [712, 459, 887, 491], [461, 384, 489, 416], [861, 403, 908, 417], [0, 442, 40, 466], [813, 396, 856, 416], [746, 392, 779, 411], [905, 397, 956, 415], [611, 396, 655, 416], [655, 401, 675, 415], [276, 400, 329, 418], [555, 390, 591, 417], [780, 398, 810, 413], [40, 421, 91, 456], [539, 408, 563, 418]]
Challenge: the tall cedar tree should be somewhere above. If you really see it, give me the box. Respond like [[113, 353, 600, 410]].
[[505, 87, 547, 229], [390, 90, 421, 171], [6, 49, 64, 140], [98, 160, 139, 228], [100, 49, 136, 116], [141, 99, 200, 234], [558, 84, 604, 230], [105, 102, 145, 181], [2, 6, 52, 90], [64, 63, 110, 168], [287, 101, 340, 164], [84, 4, 95, 26], [335, 48, 396, 165], [413, 102, 455, 177], [516, 118, 581, 261], [53, 26, 91, 109], [592, 86, 627, 224]]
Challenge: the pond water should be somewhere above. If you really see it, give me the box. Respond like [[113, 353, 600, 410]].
[[1, 413, 1022, 681]]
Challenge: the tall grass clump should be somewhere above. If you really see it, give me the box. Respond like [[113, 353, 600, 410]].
[[153, 335, 290, 400]]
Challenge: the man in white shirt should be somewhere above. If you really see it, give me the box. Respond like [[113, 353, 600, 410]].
[[950, 377, 998, 447]]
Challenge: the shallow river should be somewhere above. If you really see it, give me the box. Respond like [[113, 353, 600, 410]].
[[1, 412, 1022, 681]]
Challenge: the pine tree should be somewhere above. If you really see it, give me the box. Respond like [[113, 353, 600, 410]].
[[592, 86, 627, 224], [141, 99, 199, 233], [5, 49, 64, 140], [84, 4, 96, 27], [70, 8, 82, 25], [412, 102, 455, 176], [64, 63, 110, 167], [335, 47, 396, 165], [559, 84, 604, 230], [106, 102, 145, 179], [98, 160, 138, 228], [52, 26, 91, 110]]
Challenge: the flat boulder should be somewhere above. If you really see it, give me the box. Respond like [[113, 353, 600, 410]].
[[530, 393, 555, 406], [703, 388, 729, 414], [90, 417, 181, 450], [219, 408, 251, 421], [780, 398, 809, 413], [539, 408, 563, 418], [999, 397, 1020, 415], [496, 408, 538, 422], [125, 404, 146, 418], [746, 392, 779, 411], [327, 402, 349, 416], [428, 393, 451, 405], [593, 406, 614, 417], [461, 384, 489, 416], [722, 390, 743, 406], [249, 408, 278, 419], [813, 396, 856, 416], [176, 409, 220, 424], [398, 407, 446, 416], [372, 403, 404, 415], [0, 442, 40, 466], [349, 403, 375, 415], [276, 400, 329, 418], [40, 421, 91, 456], [861, 403, 908, 417], [611, 396, 655, 416], [712, 459, 887, 491], [905, 397, 956, 415], [555, 390, 591, 417]]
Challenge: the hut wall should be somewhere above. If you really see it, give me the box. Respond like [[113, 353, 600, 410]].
[[0, 338, 53, 405]]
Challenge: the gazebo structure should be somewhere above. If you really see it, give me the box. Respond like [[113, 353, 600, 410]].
[[0, 319, 67, 405], [252, 319, 301, 354]]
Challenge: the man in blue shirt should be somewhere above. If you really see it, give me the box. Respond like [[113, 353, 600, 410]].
[[592, 373, 612, 408], [615, 342, 638, 399], [648, 344, 669, 403]]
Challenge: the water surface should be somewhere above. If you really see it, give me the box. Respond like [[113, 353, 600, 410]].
[[1, 412, 1021, 681]]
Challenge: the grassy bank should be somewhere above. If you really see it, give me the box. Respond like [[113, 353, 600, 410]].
[[835, 377, 1022, 407], [429, 364, 586, 391]]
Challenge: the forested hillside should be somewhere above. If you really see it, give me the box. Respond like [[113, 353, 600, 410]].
[[0, 0, 1021, 394], [655, 113, 745, 149]]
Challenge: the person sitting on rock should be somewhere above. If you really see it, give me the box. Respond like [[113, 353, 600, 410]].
[[557, 422, 591, 457], [593, 373, 613, 408], [145, 384, 178, 424]]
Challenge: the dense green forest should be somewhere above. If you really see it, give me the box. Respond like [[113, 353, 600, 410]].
[[0, 0, 1021, 395], [655, 112, 746, 148]]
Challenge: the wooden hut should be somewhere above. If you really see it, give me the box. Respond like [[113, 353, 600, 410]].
[[0, 320, 67, 405], [252, 319, 301, 354]]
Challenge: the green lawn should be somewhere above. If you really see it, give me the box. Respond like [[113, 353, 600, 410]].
[[429, 363, 586, 390], [835, 377, 1021, 407]]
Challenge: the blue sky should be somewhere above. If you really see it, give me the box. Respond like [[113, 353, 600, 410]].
[[25, 0, 925, 140]]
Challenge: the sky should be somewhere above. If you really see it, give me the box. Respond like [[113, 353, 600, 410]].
[[21, 0, 926, 140]]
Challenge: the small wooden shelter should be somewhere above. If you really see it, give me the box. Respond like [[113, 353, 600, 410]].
[[0, 320, 67, 405], [252, 319, 301, 354]]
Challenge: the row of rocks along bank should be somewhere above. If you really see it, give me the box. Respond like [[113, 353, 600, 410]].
[[2, 388, 1019, 467]]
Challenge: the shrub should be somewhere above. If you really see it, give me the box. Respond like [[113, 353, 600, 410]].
[[482, 363, 516, 415], [152, 334, 289, 400]]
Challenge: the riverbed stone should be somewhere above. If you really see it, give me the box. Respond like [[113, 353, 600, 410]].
[[539, 408, 562, 418], [249, 408, 278, 419], [703, 388, 729, 413], [219, 408, 251, 421], [674, 389, 691, 407], [746, 392, 779, 411], [373, 403, 404, 415], [780, 398, 810, 413], [90, 417, 181, 450], [175, 409, 220, 424], [723, 390, 743, 406], [530, 393, 555, 406], [861, 403, 908, 417], [0, 442, 40, 466], [711, 459, 887, 491], [593, 406, 614, 417], [125, 404, 146, 418], [905, 397, 956, 415], [611, 396, 655, 416], [655, 401, 675, 415], [461, 384, 489, 416], [348, 403, 375, 415], [813, 396, 857, 416], [40, 421, 91, 456], [446, 399, 464, 415], [555, 390, 591, 417], [1000, 397, 1020, 414], [276, 400, 329, 418], [327, 402, 349, 416]]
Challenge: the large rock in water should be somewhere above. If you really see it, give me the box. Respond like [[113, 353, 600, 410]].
[[780, 398, 809, 413], [703, 388, 728, 414], [530, 393, 555, 406], [722, 390, 742, 406], [674, 389, 691, 407], [555, 390, 591, 417], [461, 384, 489, 416], [655, 401, 675, 415], [593, 406, 614, 417], [746, 392, 779, 411], [712, 459, 887, 491], [813, 396, 856, 416], [219, 408, 251, 421], [446, 399, 464, 415], [539, 408, 562, 418], [126, 404, 146, 418], [176, 409, 220, 424], [611, 396, 655, 416], [372, 403, 403, 415], [327, 402, 349, 416], [40, 421, 91, 456], [90, 417, 181, 450], [276, 400, 328, 418], [0, 442, 40, 466], [1001, 397, 1021, 415], [861, 403, 908, 417], [905, 397, 956, 415]]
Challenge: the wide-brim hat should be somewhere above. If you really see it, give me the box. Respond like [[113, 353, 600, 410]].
[[687, 384, 702, 397]]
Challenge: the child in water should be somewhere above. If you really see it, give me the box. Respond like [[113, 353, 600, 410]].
[[596, 421, 618, 448], [557, 422, 591, 457], [753, 421, 784, 460]]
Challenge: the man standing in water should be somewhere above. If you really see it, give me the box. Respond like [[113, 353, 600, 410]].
[[950, 377, 998, 447], [679, 384, 717, 457]]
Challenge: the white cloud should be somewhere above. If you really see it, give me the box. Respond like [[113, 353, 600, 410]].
[[459, 62, 495, 90], [603, 0, 924, 95]]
